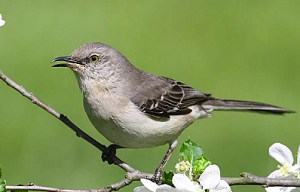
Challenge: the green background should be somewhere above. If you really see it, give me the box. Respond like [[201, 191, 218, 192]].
[[0, 1, 299, 191]]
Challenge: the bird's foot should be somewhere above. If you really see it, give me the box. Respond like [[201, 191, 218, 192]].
[[101, 144, 121, 164], [152, 140, 178, 184]]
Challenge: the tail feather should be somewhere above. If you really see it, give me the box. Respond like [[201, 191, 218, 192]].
[[202, 99, 294, 115]]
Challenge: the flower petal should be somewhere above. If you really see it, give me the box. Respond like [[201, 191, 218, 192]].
[[267, 170, 282, 179], [0, 13, 5, 27], [199, 164, 220, 190], [133, 186, 153, 192], [266, 170, 298, 192], [156, 184, 181, 192], [265, 186, 297, 192], [210, 180, 232, 192], [140, 179, 158, 191], [172, 174, 199, 192], [269, 143, 294, 165], [297, 144, 300, 166]]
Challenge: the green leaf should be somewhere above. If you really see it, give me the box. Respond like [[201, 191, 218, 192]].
[[162, 171, 174, 186], [0, 167, 6, 192], [0, 179, 6, 192], [179, 139, 203, 163], [193, 156, 212, 175]]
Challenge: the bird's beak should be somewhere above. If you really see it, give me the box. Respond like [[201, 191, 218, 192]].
[[51, 56, 83, 68]]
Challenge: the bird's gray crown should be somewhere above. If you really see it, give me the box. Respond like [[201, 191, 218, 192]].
[[70, 42, 117, 60]]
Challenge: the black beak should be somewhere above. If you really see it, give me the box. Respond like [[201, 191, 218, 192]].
[[51, 56, 82, 67]]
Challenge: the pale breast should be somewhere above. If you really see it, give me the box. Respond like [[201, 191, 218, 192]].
[[80, 78, 209, 148]]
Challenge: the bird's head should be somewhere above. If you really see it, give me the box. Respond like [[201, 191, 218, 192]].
[[52, 42, 132, 80]]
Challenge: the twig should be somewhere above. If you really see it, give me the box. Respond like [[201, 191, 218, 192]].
[[0, 70, 153, 190], [224, 172, 300, 187], [5, 172, 153, 192], [103, 171, 153, 191], [0, 70, 135, 173], [6, 184, 86, 192]]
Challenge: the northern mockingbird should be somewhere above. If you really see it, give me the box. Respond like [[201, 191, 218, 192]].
[[52, 42, 292, 181]]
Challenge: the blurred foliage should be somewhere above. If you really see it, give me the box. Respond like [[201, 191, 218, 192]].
[[0, 167, 6, 192], [0, 1, 299, 191]]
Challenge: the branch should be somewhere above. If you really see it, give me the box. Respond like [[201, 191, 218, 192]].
[[0, 70, 153, 190], [1, 70, 300, 191], [224, 172, 300, 187], [5, 172, 300, 192], [5, 171, 153, 192], [0, 70, 135, 173]]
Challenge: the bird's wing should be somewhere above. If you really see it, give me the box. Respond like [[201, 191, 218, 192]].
[[130, 75, 211, 119]]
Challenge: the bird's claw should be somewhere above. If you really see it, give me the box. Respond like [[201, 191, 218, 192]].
[[101, 144, 119, 164]]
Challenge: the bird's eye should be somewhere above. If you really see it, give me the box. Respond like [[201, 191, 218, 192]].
[[90, 55, 99, 62]]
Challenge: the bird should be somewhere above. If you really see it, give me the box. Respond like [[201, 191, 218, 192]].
[[52, 42, 293, 181]]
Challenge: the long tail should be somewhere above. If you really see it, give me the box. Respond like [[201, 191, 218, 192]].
[[202, 99, 294, 115]]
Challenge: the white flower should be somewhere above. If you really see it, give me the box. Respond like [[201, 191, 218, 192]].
[[134, 175, 198, 192], [265, 143, 300, 192], [134, 165, 231, 192], [133, 178, 181, 192], [199, 165, 232, 192], [172, 174, 201, 192], [0, 14, 5, 27]]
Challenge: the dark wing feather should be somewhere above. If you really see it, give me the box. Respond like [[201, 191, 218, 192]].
[[130, 75, 211, 119]]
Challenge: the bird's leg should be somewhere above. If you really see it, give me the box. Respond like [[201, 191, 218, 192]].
[[101, 144, 123, 164], [153, 139, 178, 184]]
